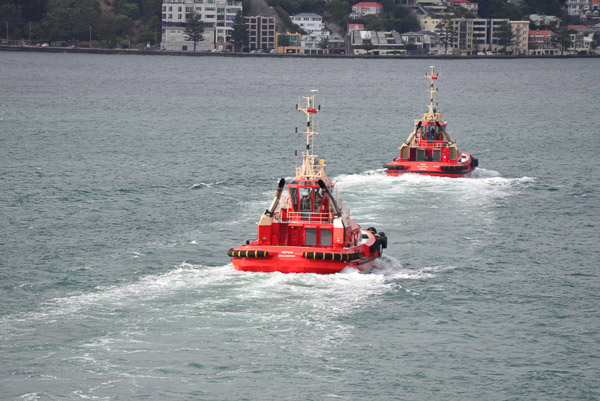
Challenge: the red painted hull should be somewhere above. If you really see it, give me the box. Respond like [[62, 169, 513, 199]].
[[230, 229, 385, 274], [385, 152, 476, 178]]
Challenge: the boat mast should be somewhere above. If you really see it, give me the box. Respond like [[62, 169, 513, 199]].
[[424, 66, 441, 122], [296, 90, 325, 179]]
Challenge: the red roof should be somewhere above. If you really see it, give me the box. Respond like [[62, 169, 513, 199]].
[[568, 25, 586, 29], [353, 2, 383, 8], [529, 30, 551, 38], [451, 0, 473, 3], [349, 24, 365, 28]]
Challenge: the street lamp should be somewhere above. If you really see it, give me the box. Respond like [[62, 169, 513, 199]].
[[89, 25, 91, 48], [5, 21, 8, 44]]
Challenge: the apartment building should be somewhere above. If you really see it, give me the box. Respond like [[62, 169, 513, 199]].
[[161, 0, 243, 51], [510, 21, 529, 55], [245, 15, 276, 51]]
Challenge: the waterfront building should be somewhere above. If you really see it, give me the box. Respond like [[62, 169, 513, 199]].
[[528, 29, 559, 55], [276, 33, 301, 54], [301, 31, 327, 54], [510, 21, 530, 55], [246, 15, 276, 52], [161, 0, 243, 51]]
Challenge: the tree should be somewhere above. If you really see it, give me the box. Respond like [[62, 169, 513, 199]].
[[230, 10, 249, 52], [551, 22, 574, 55], [184, 12, 204, 51], [436, 16, 456, 55], [43, 0, 101, 41], [522, 0, 565, 17], [318, 34, 329, 53], [496, 22, 515, 54], [277, 33, 290, 48]]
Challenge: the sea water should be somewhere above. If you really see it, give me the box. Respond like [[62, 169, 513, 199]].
[[1, 52, 599, 400]]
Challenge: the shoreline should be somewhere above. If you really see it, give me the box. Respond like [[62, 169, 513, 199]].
[[1, 45, 598, 59]]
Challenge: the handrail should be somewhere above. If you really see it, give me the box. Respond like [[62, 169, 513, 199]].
[[277, 211, 333, 223]]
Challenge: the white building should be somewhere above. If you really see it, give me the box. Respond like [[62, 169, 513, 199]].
[[450, 0, 478, 14], [290, 13, 324, 33], [567, 0, 600, 23], [161, 0, 243, 51], [350, 2, 383, 19]]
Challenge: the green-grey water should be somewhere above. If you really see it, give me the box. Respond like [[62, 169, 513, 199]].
[[1, 52, 599, 400]]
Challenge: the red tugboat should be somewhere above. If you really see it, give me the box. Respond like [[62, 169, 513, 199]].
[[228, 91, 387, 274], [384, 67, 479, 177]]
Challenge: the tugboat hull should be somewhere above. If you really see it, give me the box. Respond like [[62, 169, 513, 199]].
[[229, 229, 387, 274], [384, 152, 478, 178]]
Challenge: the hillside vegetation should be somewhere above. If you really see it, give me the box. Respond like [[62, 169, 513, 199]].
[[0, 0, 161, 47]]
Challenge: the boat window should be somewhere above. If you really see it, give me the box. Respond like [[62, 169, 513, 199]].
[[320, 228, 332, 246], [289, 186, 298, 212], [300, 187, 313, 219], [426, 125, 436, 141], [305, 228, 317, 246], [313, 188, 323, 213]]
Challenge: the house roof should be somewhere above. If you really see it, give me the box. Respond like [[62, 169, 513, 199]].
[[529, 14, 560, 22], [352, 2, 383, 8], [349, 24, 365, 28], [529, 29, 551, 38], [451, 0, 473, 4], [292, 13, 322, 18]]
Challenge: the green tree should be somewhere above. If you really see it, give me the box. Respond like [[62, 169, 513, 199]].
[[551, 22, 574, 55], [436, 16, 456, 55], [318, 34, 329, 53], [496, 22, 515, 53], [277, 33, 290, 47], [183, 12, 204, 51], [43, 0, 101, 41], [137, 15, 160, 44], [522, 0, 566, 17], [328, 0, 351, 22], [230, 10, 249, 52]]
